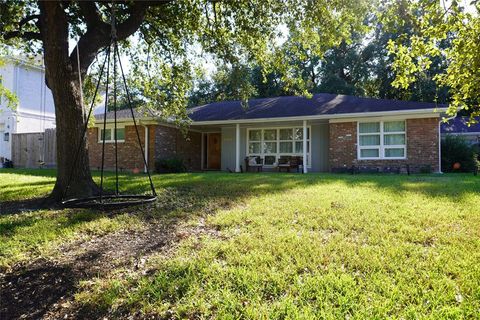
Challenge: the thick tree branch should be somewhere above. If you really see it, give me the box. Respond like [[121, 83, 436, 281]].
[[70, 1, 151, 76], [78, 1, 108, 29], [18, 14, 40, 27], [4, 30, 42, 41], [3, 14, 41, 41]]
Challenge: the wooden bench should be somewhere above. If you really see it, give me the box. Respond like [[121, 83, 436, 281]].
[[277, 156, 303, 173], [244, 156, 264, 172]]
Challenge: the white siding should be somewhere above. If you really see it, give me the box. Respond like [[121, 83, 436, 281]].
[[0, 58, 56, 161]]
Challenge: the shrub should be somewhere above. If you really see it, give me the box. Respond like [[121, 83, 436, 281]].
[[441, 135, 478, 172], [419, 165, 432, 174], [155, 157, 186, 173], [2, 158, 13, 168]]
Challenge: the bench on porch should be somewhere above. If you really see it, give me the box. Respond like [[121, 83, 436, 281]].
[[277, 156, 303, 173], [244, 156, 264, 172]]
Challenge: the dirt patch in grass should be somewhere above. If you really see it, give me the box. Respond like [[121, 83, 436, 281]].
[[0, 214, 221, 320]]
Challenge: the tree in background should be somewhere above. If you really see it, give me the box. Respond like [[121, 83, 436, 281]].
[[187, 1, 451, 107], [386, 0, 480, 122]]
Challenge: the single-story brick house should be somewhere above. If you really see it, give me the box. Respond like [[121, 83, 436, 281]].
[[441, 117, 480, 146], [88, 93, 447, 173]]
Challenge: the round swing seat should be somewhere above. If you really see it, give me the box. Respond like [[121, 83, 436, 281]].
[[62, 194, 157, 209]]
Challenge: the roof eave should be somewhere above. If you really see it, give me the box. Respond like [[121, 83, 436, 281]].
[[189, 108, 448, 126]]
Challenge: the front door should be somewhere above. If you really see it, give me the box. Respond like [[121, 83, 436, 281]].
[[207, 133, 221, 170]]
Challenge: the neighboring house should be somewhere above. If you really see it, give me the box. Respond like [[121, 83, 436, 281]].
[[0, 57, 56, 163], [441, 117, 480, 146], [89, 93, 447, 173]]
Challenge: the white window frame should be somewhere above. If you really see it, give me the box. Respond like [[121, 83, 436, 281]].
[[246, 126, 311, 167], [98, 125, 126, 143], [357, 120, 407, 160]]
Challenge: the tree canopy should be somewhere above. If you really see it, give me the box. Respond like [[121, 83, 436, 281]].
[[0, 0, 372, 200], [1, 0, 373, 113], [386, 0, 480, 122], [186, 2, 452, 107]]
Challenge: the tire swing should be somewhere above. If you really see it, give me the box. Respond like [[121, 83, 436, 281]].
[[62, 8, 157, 209]]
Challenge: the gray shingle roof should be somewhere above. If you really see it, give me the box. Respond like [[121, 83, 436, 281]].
[[188, 93, 446, 122]]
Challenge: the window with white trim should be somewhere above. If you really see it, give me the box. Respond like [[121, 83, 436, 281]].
[[98, 127, 125, 143], [357, 120, 406, 159], [247, 127, 311, 166]]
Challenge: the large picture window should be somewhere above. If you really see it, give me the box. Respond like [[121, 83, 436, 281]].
[[98, 127, 125, 143], [247, 127, 311, 166], [358, 120, 406, 159]]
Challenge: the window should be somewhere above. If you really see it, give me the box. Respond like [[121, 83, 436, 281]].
[[358, 120, 406, 159], [98, 127, 125, 143], [3, 132, 9, 142], [247, 127, 311, 166]]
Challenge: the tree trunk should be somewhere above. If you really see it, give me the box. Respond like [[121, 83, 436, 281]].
[[40, 2, 99, 202], [48, 77, 100, 202], [36, 2, 147, 203]]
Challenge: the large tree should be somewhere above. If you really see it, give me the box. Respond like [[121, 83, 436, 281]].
[[386, 0, 480, 121], [187, 1, 453, 107], [1, 0, 370, 202]]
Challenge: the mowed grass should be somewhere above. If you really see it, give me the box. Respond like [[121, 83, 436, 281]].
[[1, 169, 480, 318]]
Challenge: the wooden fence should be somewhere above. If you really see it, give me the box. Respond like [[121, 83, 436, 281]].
[[11, 128, 56, 168]]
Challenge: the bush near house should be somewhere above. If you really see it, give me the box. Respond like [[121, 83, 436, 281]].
[[441, 135, 480, 172], [154, 157, 187, 173]]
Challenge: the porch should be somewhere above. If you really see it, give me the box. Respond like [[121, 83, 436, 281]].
[[192, 120, 330, 173]]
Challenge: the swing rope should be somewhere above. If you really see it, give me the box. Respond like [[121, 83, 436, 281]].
[[62, 46, 109, 201], [99, 41, 111, 201], [112, 6, 119, 196]]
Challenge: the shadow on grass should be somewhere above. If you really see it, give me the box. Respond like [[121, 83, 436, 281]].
[[0, 171, 478, 318], [0, 260, 74, 319], [0, 197, 58, 215], [0, 201, 213, 319], [143, 172, 480, 203], [2, 171, 479, 215]]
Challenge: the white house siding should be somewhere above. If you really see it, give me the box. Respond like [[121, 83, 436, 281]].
[[0, 58, 56, 162]]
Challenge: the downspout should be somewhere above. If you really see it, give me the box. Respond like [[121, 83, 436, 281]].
[[438, 111, 458, 174], [144, 125, 148, 173]]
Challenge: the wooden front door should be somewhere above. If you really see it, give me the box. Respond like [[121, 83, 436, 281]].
[[207, 133, 221, 170]]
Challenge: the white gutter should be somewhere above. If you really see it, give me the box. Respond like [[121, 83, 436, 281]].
[[189, 108, 448, 126], [438, 111, 458, 174]]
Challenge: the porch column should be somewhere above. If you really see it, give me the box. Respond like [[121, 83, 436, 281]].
[[235, 123, 241, 172], [303, 120, 308, 173]]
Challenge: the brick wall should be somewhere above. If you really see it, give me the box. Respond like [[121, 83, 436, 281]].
[[87, 124, 201, 172], [329, 117, 439, 173], [154, 126, 201, 171], [88, 125, 155, 172]]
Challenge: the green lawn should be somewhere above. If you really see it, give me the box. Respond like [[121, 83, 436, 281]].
[[1, 169, 480, 319]]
